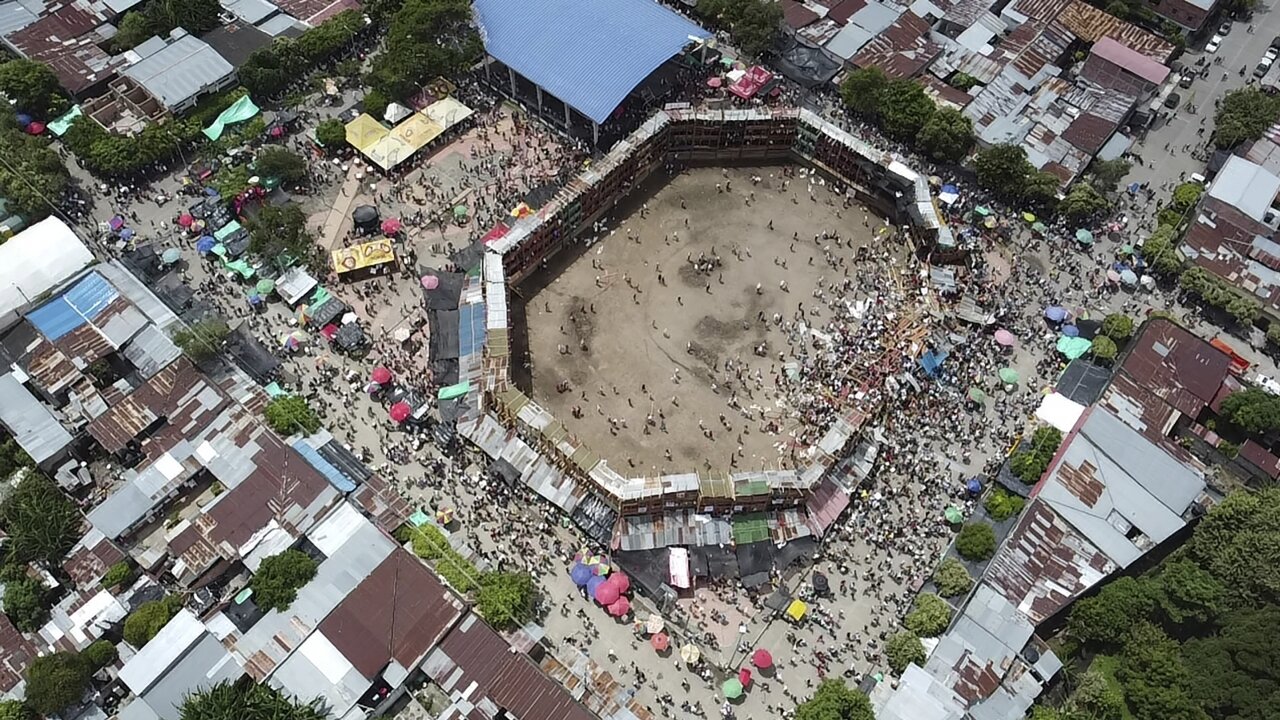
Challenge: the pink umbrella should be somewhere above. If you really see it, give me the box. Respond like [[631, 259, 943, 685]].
[[389, 401, 411, 423], [751, 649, 773, 669], [26, 121, 45, 135], [594, 580, 620, 606], [381, 218, 402, 235], [607, 596, 631, 617], [371, 366, 393, 385], [738, 668, 752, 687], [421, 275, 440, 290], [177, 214, 194, 228], [651, 632, 670, 652], [707, 77, 723, 88], [608, 571, 630, 594], [994, 329, 1016, 347]]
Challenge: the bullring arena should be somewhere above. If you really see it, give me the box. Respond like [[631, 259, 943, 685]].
[[452, 107, 950, 554]]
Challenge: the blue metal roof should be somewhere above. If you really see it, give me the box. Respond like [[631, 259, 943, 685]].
[[474, 0, 710, 124], [458, 302, 487, 357], [27, 271, 119, 341], [291, 439, 358, 492]]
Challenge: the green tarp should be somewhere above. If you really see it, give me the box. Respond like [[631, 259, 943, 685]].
[[1056, 336, 1093, 360], [203, 95, 261, 141], [264, 382, 286, 397], [438, 382, 471, 400], [225, 259, 255, 279], [214, 220, 242, 241], [408, 509, 430, 527], [310, 286, 332, 306], [48, 105, 82, 136]]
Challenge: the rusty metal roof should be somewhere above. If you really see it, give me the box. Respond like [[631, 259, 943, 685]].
[[1056, 1, 1174, 61], [3, 2, 117, 94], [63, 527, 127, 588], [0, 613, 37, 692], [318, 549, 464, 678], [1115, 318, 1231, 416], [86, 357, 217, 453], [423, 613, 599, 720], [851, 11, 941, 79], [782, 0, 820, 28]]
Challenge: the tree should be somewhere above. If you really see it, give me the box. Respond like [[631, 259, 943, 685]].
[[0, 700, 30, 720], [948, 72, 979, 92], [1023, 171, 1062, 213], [247, 203, 316, 269], [1185, 489, 1280, 606], [885, 631, 925, 674], [171, 318, 230, 362], [1091, 335, 1118, 363], [1087, 157, 1132, 193], [111, 11, 155, 50], [955, 522, 996, 561], [876, 79, 935, 142], [975, 145, 1032, 200], [123, 596, 183, 647], [0, 59, 68, 117], [1143, 224, 1184, 276], [24, 652, 90, 715], [82, 640, 117, 670], [1183, 606, 1280, 720], [917, 107, 974, 163], [263, 395, 322, 437], [315, 118, 347, 150], [179, 680, 327, 720], [101, 561, 135, 590], [795, 680, 875, 720], [2, 578, 48, 632], [0, 472, 81, 567], [1214, 88, 1280, 151], [983, 488, 1025, 521], [1116, 623, 1206, 720], [1171, 181, 1204, 212], [0, 436, 33, 481], [368, 0, 482, 100], [1010, 426, 1062, 484], [904, 593, 951, 637], [1058, 182, 1110, 224], [476, 572, 536, 630], [1065, 667, 1126, 720], [1066, 577, 1156, 647], [1101, 314, 1135, 343], [697, 0, 782, 58], [1150, 557, 1224, 626], [1220, 388, 1280, 435], [361, 87, 391, 119], [250, 549, 317, 611], [254, 147, 307, 184], [0, 113, 70, 221], [840, 67, 887, 118], [933, 558, 972, 598]]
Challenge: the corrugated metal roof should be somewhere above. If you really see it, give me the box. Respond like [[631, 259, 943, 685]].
[[472, 0, 710, 124], [1208, 156, 1280, 223], [0, 217, 93, 327], [0, 372, 73, 463], [121, 31, 234, 109], [1089, 36, 1169, 85], [852, 10, 942, 79], [3, 2, 117, 94]]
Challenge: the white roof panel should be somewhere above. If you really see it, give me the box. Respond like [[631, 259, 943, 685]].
[[0, 217, 93, 328]]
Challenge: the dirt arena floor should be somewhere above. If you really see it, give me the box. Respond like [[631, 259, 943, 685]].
[[519, 166, 890, 475]]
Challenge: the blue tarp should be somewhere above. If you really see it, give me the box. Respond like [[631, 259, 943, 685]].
[[473, 0, 710, 124], [291, 439, 357, 492], [458, 302, 487, 357], [919, 350, 948, 378], [27, 272, 119, 340]]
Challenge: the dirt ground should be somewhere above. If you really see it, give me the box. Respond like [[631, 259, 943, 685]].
[[520, 166, 889, 475]]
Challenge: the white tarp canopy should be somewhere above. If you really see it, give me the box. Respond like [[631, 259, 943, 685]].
[[1035, 392, 1086, 433], [0, 217, 93, 327]]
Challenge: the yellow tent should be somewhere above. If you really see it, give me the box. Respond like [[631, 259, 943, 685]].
[[422, 96, 474, 130], [786, 600, 807, 621], [344, 113, 388, 153]]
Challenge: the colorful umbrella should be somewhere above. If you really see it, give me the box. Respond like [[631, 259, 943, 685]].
[[966, 478, 982, 494], [1120, 269, 1138, 285], [680, 644, 700, 664], [435, 507, 454, 525], [381, 218, 402, 234], [196, 236, 216, 254], [177, 214, 195, 228], [722, 678, 743, 699], [393, 327, 412, 342], [608, 571, 630, 594], [973, 206, 991, 217], [1044, 306, 1068, 322], [161, 248, 182, 264], [1056, 336, 1093, 360], [1062, 324, 1080, 337], [586, 574, 606, 599], [967, 387, 987, 403], [389, 401, 411, 423], [454, 205, 469, 219], [570, 562, 592, 586], [707, 77, 722, 88], [255, 278, 275, 295], [651, 632, 670, 652], [944, 505, 964, 523], [594, 580, 620, 605], [372, 367, 393, 385], [751, 649, 773, 669], [607, 597, 631, 617], [1075, 228, 1094, 244], [645, 614, 665, 634], [1032, 221, 1048, 235], [738, 668, 753, 687], [983, 216, 998, 229], [812, 572, 829, 594], [1119, 244, 1135, 256], [1022, 212, 1036, 223], [421, 274, 440, 290], [994, 329, 1016, 346], [998, 368, 1019, 385]]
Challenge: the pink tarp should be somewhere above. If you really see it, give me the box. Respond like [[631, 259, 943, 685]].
[[728, 66, 774, 100], [668, 547, 690, 589], [481, 221, 511, 245]]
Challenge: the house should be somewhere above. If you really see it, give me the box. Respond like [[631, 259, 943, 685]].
[[117, 610, 244, 720], [120, 30, 236, 113], [1081, 37, 1170, 99]]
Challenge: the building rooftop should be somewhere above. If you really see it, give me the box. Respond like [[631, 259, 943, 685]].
[[2, 1, 117, 94], [1207, 156, 1280, 223], [0, 372, 74, 464], [120, 30, 234, 110], [1088, 36, 1169, 85], [0, 217, 93, 329], [119, 610, 243, 720]]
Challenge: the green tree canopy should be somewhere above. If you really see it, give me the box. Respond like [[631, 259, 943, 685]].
[[0, 436, 33, 483], [315, 118, 348, 150], [263, 395, 322, 437], [1116, 623, 1207, 720], [254, 147, 308, 184], [696, 0, 782, 57], [917, 107, 974, 163], [1182, 606, 1280, 720], [1091, 335, 1118, 363], [0, 60, 68, 117], [1171, 181, 1205, 212], [476, 572, 536, 630], [250, 549, 318, 611], [82, 640, 118, 670], [1010, 426, 1063, 484], [983, 488, 1025, 521], [1087, 157, 1132, 193], [1023, 171, 1062, 214], [0, 472, 81, 567], [795, 680, 875, 720], [172, 318, 230, 363], [179, 680, 327, 720], [101, 560, 135, 590], [1059, 182, 1110, 224], [367, 0, 482, 100], [2, 577, 48, 632], [247, 203, 316, 270], [1066, 576, 1156, 647], [1151, 557, 1224, 626], [1064, 666, 1126, 720], [1185, 489, 1280, 606], [123, 595, 183, 647], [955, 522, 996, 561], [840, 67, 888, 118], [0, 700, 30, 720], [904, 593, 951, 637], [886, 631, 925, 674], [975, 144, 1032, 201], [1101, 314, 1135, 342], [933, 558, 973, 598], [1143, 224, 1184, 276], [24, 652, 90, 715], [1214, 88, 1280, 151], [0, 115, 71, 221], [877, 79, 935, 142], [1220, 388, 1280, 436]]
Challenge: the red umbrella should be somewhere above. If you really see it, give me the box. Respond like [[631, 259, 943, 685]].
[[594, 580, 620, 606], [650, 632, 670, 652], [389, 401, 411, 423], [371, 366, 393, 385], [751, 649, 773, 669], [381, 218, 402, 235], [738, 668, 752, 687], [177, 214, 194, 228], [26, 121, 45, 135], [608, 571, 630, 594], [606, 596, 630, 617]]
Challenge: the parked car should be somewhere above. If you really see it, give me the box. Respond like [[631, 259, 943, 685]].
[[1165, 92, 1182, 108], [1255, 58, 1273, 77], [1267, 46, 1280, 61], [1179, 73, 1194, 88], [1271, 34, 1280, 49], [1207, 34, 1224, 53], [1219, 21, 1232, 35]]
